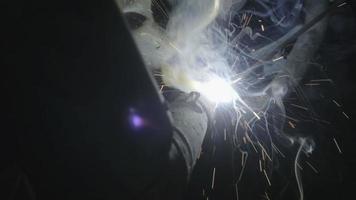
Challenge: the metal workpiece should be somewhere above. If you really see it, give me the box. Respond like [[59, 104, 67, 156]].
[[168, 92, 213, 178], [139, 91, 213, 200]]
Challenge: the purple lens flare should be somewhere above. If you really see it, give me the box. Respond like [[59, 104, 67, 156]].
[[131, 114, 144, 128], [128, 108, 146, 130]]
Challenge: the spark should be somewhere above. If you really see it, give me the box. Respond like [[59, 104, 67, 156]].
[[243, 14, 253, 27], [337, 2, 347, 7], [247, 14, 253, 26], [265, 192, 271, 200], [253, 112, 261, 120], [305, 161, 319, 174], [297, 163, 303, 170], [332, 100, 341, 107], [272, 143, 286, 158], [279, 74, 290, 78], [237, 151, 248, 183], [288, 121, 296, 129], [211, 167, 216, 189], [244, 121, 253, 132], [263, 169, 271, 186], [342, 111, 350, 119], [304, 83, 320, 86], [277, 113, 299, 122], [154, 73, 164, 77], [258, 142, 272, 162], [310, 79, 333, 83], [245, 131, 258, 153], [235, 184, 239, 200], [333, 138, 342, 154], [290, 103, 309, 111], [231, 77, 242, 84], [311, 117, 331, 124], [261, 24, 265, 32], [160, 85, 165, 92], [272, 56, 284, 62]]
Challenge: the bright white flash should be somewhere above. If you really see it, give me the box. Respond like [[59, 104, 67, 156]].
[[194, 77, 238, 103]]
